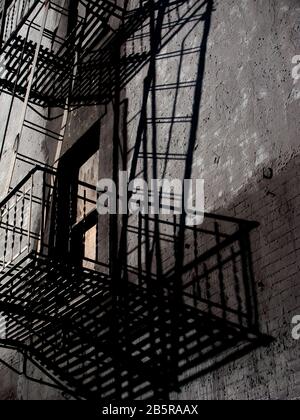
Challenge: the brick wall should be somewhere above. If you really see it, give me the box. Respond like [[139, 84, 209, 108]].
[[171, 153, 300, 400]]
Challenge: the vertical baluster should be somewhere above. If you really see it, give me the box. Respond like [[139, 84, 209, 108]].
[[39, 170, 46, 255], [67, 183, 74, 254], [2, 202, 9, 270], [19, 184, 26, 255], [27, 174, 34, 251], [10, 193, 17, 263]]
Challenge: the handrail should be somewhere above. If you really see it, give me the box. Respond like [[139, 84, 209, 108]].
[[0, 165, 40, 208], [0, 164, 99, 209], [0, 164, 100, 274], [0, 165, 50, 208]]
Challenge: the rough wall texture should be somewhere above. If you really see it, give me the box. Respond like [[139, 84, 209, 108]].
[[0, 0, 68, 400], [0, 0, 299, 399], [123, 0, 300, 400], [176, 0, 300, 400], [172, 154, 300, 400]]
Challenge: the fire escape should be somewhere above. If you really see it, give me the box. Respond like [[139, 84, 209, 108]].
[[0, 0, 271, 400]]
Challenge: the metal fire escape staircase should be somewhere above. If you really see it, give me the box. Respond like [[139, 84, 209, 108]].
[[0, 0, 272, 400]]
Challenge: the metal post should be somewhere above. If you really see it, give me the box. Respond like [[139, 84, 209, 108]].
[[27, 173, 34, 252]]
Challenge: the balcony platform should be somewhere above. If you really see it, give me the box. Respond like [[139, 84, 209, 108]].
[[0, 251, 271, 400], [0, 0, 194, 107]]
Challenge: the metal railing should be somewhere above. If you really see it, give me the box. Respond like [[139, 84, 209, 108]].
[[0, 0, 39, 48], [0, 167, 43, 273], [0, 0, 190, 106], [0, 165, 99, 275], [127, 211, 261, 335], [0, 165, 270, 399], [0, 164, 261, 329]]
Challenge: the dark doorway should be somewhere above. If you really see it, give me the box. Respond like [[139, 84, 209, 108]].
[[50, 121, 100, 268]]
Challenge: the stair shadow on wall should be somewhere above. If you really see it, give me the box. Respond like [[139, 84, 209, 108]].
[[109, 0, 273, 400], [0, 0, 273, 400]]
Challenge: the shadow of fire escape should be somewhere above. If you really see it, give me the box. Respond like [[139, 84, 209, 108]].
[[0, 0, 273, 400]]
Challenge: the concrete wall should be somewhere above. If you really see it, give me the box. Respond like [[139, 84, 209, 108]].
[[0, 0, 299, 400], [123, 0, 300, 400], [0, 0, 69, 400]]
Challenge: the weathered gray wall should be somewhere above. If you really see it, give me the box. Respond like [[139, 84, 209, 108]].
[[178, 0, 300, 400], [123, 0, 300, 400], [0, 0, 299, 399], [0, 0, 69, 400]]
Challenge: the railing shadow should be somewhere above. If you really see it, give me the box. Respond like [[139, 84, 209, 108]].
[[0, 0, 273, 400], [0, 203, 272, 399]]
